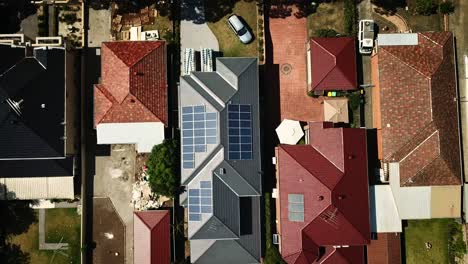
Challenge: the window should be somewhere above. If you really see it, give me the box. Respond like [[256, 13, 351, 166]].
[[288, 194, 304, 222]]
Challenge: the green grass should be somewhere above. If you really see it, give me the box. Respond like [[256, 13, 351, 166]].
[[264, 193, 286, 264], [142, 15, 173, 41], [9, 209, 81, 264], [207, 1, 258, 57], [405, 219, 451, 264], [306, 2, 345, 38]]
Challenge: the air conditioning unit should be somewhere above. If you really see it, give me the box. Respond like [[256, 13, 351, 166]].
[[272, 234, 279, 245]]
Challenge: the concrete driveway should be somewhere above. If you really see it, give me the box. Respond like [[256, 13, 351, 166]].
[[94, 144, 136, 264], [88, 8, 111, 48]]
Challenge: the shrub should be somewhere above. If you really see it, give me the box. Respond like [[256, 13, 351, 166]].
[[259, 54, 264, 61], [343, 0, 357, 36], [62, 13, 77, 24], [259, 38, 264, 46], [314, 28, 340, 37], [147, 139, 180, 198], [258, 47, 264, 53], [258, 18, 263, 25], [414, 0, 438, 15], [263, 193, 286, 264], [347, 92, 360, 110], [258, 31, 264, 37], [307, 90, 320, 98], [439, 1, 455, 14]]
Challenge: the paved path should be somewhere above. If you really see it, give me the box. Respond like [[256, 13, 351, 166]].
[[38, 209, 69, 250], [87, 8, 111, 48], [371, 4, 409, 32], [269, 10, 323, 122]]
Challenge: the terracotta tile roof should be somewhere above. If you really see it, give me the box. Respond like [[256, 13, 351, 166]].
[[277, 122, 370, 264], [367, 233, 401, 264], [94, 41, 167, 127], [375, 32, 461, 186], [310, 37, 357, 91]]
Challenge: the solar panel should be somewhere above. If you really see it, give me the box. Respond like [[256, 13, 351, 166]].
[[188, 181, 213, 222], [181, 105, 218, 169], [288, 194, 304, 222], [227, 104, 252, 160]]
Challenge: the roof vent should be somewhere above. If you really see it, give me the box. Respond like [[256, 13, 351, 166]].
[[338, 195, 346, 200], [41, 104, 46, 109], [272, 234, 279, 245], [6, 98, 23, 116], [219, 168, 226, 175], [348, 155, 354, 160], [318, 195, 324, 201]]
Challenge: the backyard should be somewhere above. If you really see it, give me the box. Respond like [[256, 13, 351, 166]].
[[9, 208, 81, 264], [207, 0, 258, 57], [394, 0, 443, 32], [405, 219, 466, 264], [306, 1, 344, 38]]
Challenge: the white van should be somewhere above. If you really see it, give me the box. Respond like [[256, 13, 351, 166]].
[[227, 15, 253, 44], [358, 20, 375, 55]]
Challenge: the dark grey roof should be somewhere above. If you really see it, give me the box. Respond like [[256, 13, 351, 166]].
[[180, 57, 262, 262], [214, 161, 259, 197], [191, 216, 238, 240], [0, 157, 74, 177], [195, 240, 259, 264], [0, 46, 66, 159], [191, 72, 237, 102]]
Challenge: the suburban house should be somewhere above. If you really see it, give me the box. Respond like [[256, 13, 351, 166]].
[[134, 210, 171, 264], [0, 36, 77, 200], [274, 122, 371, 264], [94, 41, 167, 153], [371, 32, 462, 225], [306, 37, 357, 93], [179, 58, 262, 263]]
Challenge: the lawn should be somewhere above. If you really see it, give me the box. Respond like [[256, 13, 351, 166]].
[[9, 208, 81, 264], [142, 14, 173, 41], [207, 1, 258, 57], [404, 219, 451, 264], [306, 1, 345, 38], [397, 0, 443, 32]]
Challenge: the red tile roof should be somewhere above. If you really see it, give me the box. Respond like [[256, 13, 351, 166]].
[[134, 210, 170, 264], [374, 32, 461, 186], [309, 37, 357, 91], [276, 122, 370, 264], [367, 233, 401, 264], [94, 41, 167, 127]]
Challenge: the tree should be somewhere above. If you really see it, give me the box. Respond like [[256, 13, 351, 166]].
[[0, 243, 30, 264], [314, 29, 340, 37], [343, 0, 357, 36], [439, 1, 455, 14], [147, 139, 180, 198], [414, 0, 438, 15]]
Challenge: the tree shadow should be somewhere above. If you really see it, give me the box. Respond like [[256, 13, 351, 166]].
[[0, 0, 37, 34], [268, 0, 318, 19], [181, 0, 242, 24]]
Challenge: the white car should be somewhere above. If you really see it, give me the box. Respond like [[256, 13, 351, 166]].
[[227, 14, 253, 44], [358, 20, 375, 55]]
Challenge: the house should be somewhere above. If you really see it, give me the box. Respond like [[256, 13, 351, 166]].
[[134, 210, 171, 264], [307, 37, 357, 93], [0, 37, 77, 200], [94, 41, 167, 153], [179, 58, 262, 263], [366, 233, 402, 264], [371, 32, 462, 220], [274, 122, 370, 264]]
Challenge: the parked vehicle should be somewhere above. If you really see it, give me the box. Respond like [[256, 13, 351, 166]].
[[358, 20, 375, 55], [227, 14, 253, 44]]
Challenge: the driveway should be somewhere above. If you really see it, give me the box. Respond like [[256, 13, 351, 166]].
[[94, 144, 136, 264], [17, 13, 38, 41], [269, 9, 323, 122], [450, 0, 468, 179], [88, 8, 111, 48], [180, 0, 219, 73]]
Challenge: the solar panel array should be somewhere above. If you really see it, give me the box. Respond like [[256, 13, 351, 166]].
[[227, 104, 253, 160], [188, 181, 213, 222], [288, 194, 304, 222], [182, 105, 218, 169]]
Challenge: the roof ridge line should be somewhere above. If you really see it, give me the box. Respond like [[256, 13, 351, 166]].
[[280, 145, 341, 191], [135, 211, 158, 230], [129, 41, 164, 67], [219, 57, 256, 77], [94, 84, 115, 125], [381, 48, 431, 78], [214, 162, 260, 196], [233, 239, 259, 262], [312, 40, 337, 88], [183, 145, 224, 186], [189, 215, 239, 240]]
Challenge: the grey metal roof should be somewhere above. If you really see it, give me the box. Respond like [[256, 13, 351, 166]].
[[190, 216, 238, 240], [214, 161, 260, 197], [191, 72, 237, 102], [179, 57, 261, 263], [378, 33, 419, 46], [194, 240, 259, 264]]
